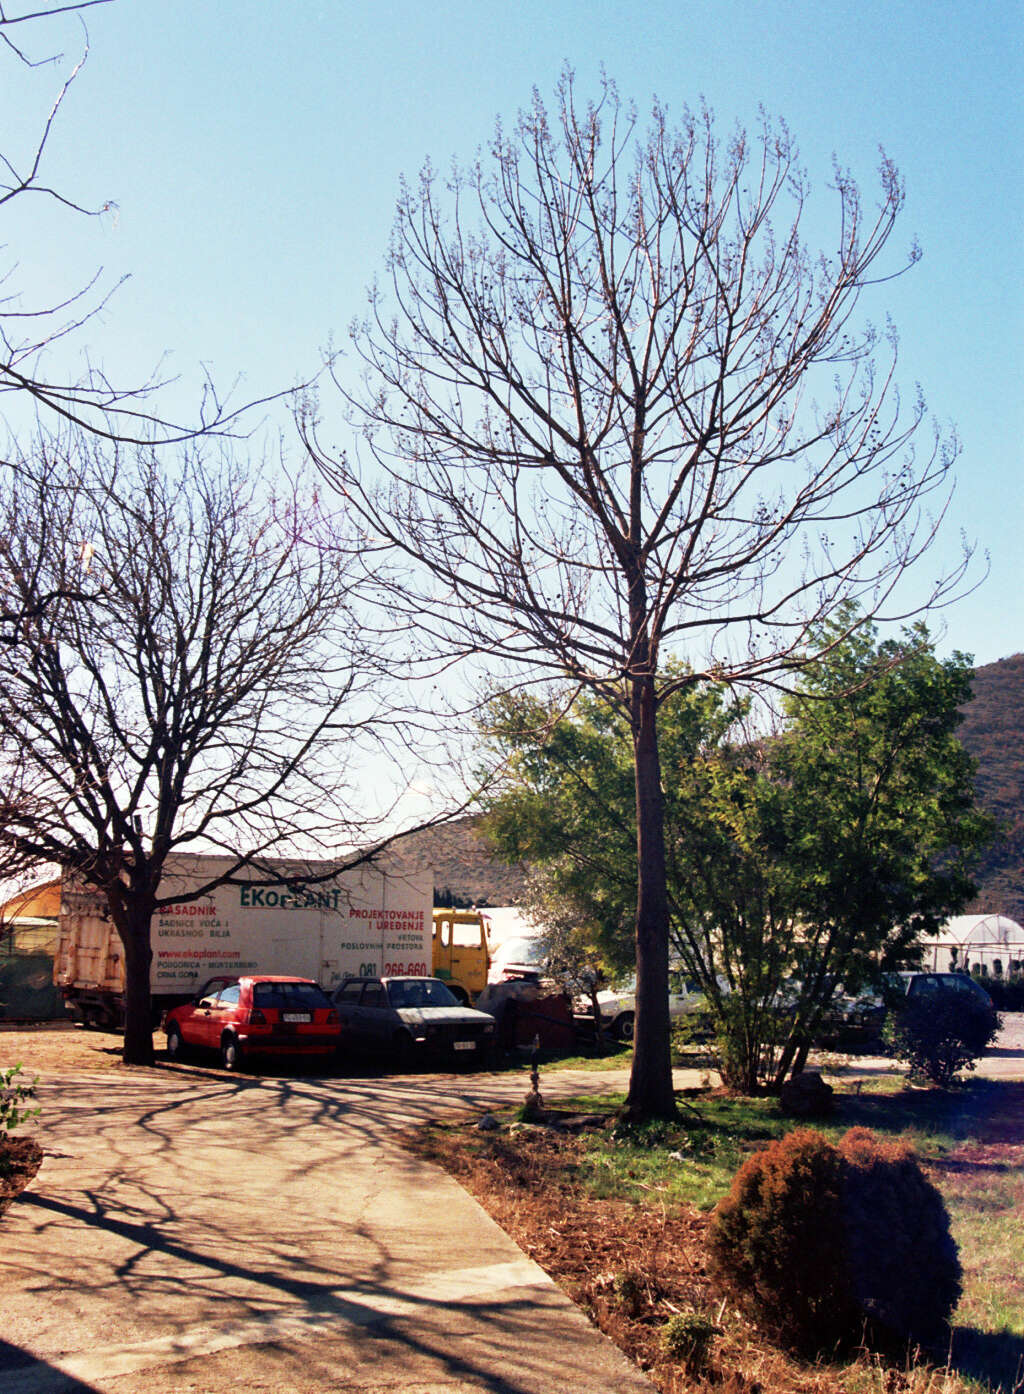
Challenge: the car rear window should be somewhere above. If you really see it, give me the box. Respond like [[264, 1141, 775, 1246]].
[[252, 981, 330, 1009]]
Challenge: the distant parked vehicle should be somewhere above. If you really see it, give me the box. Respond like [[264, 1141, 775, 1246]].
[[882, 970, 999, 1083], [816, 971, 995, 1043], [579, 971, 709, 1042], [886, 970, 995, 1012], [331, 976, 496, 1067], [486, 935, 548, 985], [431, 909, 491, 1003], [164, 975, 341, 1071], [57, 854, 432, 1029]]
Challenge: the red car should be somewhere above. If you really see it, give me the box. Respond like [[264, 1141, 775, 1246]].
[[164, 975, 341, 1071]]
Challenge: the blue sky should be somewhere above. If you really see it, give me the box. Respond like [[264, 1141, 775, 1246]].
[[3, 0, 1021, 667]]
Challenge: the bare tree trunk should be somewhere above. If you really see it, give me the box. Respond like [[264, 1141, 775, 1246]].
[[791, 1037, 813, 1076], [303, 71, 968, 1119], [587, 983, 604, 1052], [625, 674, 676, 1120], [109, 891, 156, 1066], [771, 1037, 801, 1091]]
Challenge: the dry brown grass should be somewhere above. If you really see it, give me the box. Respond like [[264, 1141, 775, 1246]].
[[405, 1116, 1002, 1394], [0, 1023, 154, 1074]]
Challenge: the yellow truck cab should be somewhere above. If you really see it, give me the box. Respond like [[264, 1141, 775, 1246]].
[[431, 909, 491, 1004]]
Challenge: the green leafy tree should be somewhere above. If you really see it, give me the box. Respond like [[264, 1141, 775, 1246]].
[[763, 617, 993, 1086], [483, 683, 802, 1088], [516, 868, 610, 1047], [482, 621, 991, 1092], [666, 740, 802, 1090], [480, 679, 742, 982]]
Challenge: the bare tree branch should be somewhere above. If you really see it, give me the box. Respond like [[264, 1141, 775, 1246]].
[[1, 2, 307, 443]]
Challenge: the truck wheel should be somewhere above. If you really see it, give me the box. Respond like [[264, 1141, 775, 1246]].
[[613, 1012, 635, 1043], [221, 1034, 245, 1071], [166, 1025, 185, 1061]]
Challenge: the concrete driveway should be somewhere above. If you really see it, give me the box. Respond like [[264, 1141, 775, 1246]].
[[4, 1016, 1022, 1393], [1, 1063, 656, 1394]]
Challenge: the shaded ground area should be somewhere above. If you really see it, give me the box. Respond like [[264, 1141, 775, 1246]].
[[0, 1139, 41, 1218], [405, 1085, 1024, 1394], [0, 1061, 657, 1394], [3, 1021, 1023, 1392]]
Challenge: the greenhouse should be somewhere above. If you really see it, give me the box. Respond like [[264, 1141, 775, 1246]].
[[919, 914, 1024, 978]]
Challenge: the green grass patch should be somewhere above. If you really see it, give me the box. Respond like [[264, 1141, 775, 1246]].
[[944, 1157, 1024, 1343], [415, 1075, 1024, 1392], [484, 1041, 636, 1073], [525, 1079, 1017, 1214]]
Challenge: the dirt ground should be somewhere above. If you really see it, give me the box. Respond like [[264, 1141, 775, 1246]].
[[406, 1094, 1024, 1394], [0, 1022, 164, 1075]]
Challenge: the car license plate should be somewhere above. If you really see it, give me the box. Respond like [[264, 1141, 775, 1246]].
[[283, 1012, 311, 1023], [453, 1040, 475, 1051]]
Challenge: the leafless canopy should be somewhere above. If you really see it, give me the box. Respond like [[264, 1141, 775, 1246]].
[[306, 73, 963, 702], [1, 1, 290, 442], [0, 434, 389, 886]]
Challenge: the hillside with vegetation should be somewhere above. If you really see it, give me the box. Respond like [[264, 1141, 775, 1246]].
[[399, 655, 1022, 921], [386, 814, 529, 908], [959, 653, 1024, 921]]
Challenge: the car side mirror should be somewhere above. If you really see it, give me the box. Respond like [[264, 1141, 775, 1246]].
[[198, 996, 215, 1009]]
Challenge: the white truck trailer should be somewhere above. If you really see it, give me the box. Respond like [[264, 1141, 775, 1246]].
[[55, 853, 433, 1028]]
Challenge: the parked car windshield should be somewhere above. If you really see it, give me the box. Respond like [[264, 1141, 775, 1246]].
[[387, 978, 460, 1009], [253, 981, 330, 1009]]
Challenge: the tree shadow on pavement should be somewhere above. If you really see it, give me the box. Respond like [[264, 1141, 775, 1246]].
[[0, 1338, 102, 1391], [10, 1068, 649, 1393]]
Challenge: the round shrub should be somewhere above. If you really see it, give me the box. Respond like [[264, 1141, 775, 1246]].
[[885, 991, 999, 1085], [708, 1127, 960, 1355], [660, 1311, 720, 1376], [838, 1128, 961, 1347]]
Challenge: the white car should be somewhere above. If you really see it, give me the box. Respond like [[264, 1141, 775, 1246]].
[[584, 972, 708, 1042]]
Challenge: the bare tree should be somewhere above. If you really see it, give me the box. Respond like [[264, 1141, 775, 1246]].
[[0, 430, 400, 1062], [302, 72, 968, 1119]]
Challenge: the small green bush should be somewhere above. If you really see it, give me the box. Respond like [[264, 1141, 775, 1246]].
[[885, 991, 999, 1085], [613, 1270, 645, 1318], [708, 1126, 960, 1356], [659, 1311, 720, 1375], [0, 1064, 39, 1142]]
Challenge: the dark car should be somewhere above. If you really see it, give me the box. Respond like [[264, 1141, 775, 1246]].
[[886, 970, 995, 1011], [812, 973, 995, 1049], [332, 975, 496, 1067], [165, 975, 341, 1071]]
